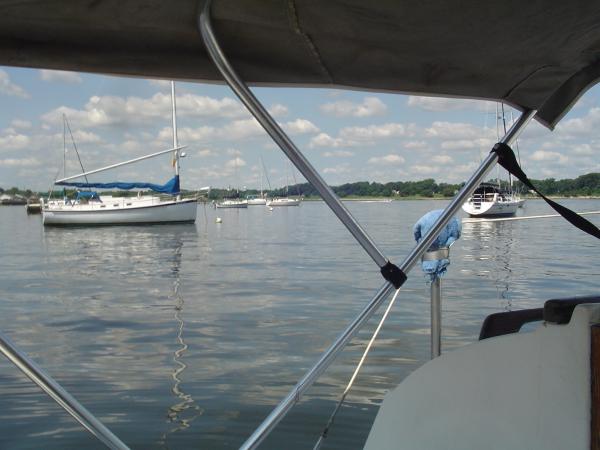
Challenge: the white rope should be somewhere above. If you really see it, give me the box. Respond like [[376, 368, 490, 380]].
[[313, 287, 402, 450], [462, 210, 600, 223]]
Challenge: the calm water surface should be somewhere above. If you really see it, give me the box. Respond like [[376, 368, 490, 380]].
[[0, 199, 598, 449]]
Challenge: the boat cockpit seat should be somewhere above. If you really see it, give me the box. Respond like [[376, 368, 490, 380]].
[[364, 296, 600, 450], [479, 295, 600, 340]]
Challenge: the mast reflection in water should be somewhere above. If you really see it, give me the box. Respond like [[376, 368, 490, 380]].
[[160, 237, 202, 446]]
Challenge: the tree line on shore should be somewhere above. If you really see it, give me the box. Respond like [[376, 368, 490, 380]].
[[2, 172, 599, 200]]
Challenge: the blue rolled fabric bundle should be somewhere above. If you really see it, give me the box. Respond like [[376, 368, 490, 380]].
[[413, 209, 461, 281]]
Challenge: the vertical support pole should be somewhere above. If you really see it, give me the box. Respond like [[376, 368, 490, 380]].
[[430, 277, 441, 359], [591, 324, 600, 450]]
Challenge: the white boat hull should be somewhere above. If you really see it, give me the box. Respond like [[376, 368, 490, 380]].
[[266, 198, 301, 207], [462, 196, 519, 217], [42, 197, 197, 225], [216, 200, 248, 208], [247, 198, 267, 205]]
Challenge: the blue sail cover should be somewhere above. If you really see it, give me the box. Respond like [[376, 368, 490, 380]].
[[57, 175, 180, 194]]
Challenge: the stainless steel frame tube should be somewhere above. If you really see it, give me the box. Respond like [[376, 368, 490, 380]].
[[237, 110, 535, 450], [240, 281, 396, 450], [431, 278, 441, 358], [198, 1, 387, 269], [0, 332, 129, 450], [198, 2, 536, 448]]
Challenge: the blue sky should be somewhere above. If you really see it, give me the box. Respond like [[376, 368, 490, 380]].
[[0, 67, 598, 192]]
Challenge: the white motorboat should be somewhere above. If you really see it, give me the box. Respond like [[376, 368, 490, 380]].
[[1, 2, 600, 450], [462, 183, 520, 217], [42, 82, 197, 226], [215, 199, 248, 208], [266, 197, 301, 207]]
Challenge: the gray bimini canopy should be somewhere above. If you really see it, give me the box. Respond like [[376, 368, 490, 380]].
[[1, 0, 599, 129]]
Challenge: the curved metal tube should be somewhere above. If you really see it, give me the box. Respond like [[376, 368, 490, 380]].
[[198, 0, 388, 269], [198, 2, 536, 449]]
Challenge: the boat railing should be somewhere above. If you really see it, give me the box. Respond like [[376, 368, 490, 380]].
[[198, 2, 536, 448]]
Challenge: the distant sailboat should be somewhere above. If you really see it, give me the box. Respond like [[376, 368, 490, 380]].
[[462, 104, 520, 218], [247, 157, 267, 205], [266, 161, 301, 207], [42, 82, 197, 226], [216, 152, 248, 208]]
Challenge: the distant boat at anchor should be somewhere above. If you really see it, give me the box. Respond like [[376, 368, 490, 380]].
[[462, 182, 520, 217], [42, 82, 197, 226]]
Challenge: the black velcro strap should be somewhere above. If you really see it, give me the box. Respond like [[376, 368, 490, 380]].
[[491, 142, 600, 240], [380, 261, 407, 288]]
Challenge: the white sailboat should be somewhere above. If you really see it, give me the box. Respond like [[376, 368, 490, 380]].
[[246, 157, 268, 205], [461, 182, 520, 217], [216, 153, 248, 208], [42, 82, 197, 226], [462, 104, 521, 218], [266, 162, 301, 207]]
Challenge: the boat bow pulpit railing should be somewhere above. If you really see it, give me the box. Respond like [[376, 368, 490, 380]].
[[199, 1, 536, 449]]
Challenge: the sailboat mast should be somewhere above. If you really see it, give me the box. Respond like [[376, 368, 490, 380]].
[[259, 158, 263, 197], [63, 114, 67, 178], [500, 103, 513, 192], [171, 81, 180, 177]]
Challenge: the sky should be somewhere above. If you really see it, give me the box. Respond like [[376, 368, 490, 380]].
[[0, 66, 598, 192]]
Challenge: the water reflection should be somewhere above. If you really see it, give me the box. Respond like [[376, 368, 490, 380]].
[[461, 220, 516, 311], [160, 237, 202, 446]]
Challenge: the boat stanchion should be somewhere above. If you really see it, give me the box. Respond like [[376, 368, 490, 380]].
[[421, 247, 450, 358], [414, 210, 460, 359]]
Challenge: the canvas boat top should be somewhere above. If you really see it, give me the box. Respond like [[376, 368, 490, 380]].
[[0, 0, 599, 130]]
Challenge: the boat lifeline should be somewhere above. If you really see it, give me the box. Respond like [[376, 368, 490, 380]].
[[42, 82, 197, 226], [0, 1, 599, 450]]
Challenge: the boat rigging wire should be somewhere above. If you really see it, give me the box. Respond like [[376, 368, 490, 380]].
[[63, 115, 89, 184], [200, 1, 536, 446], [313, 287, 402, 450]]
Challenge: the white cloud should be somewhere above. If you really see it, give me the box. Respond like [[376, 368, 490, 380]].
[[269, 104, 289, 117], [282, 119, 319, 135], [321, 97, 387, 118], [0, 132, 31, 151], [0, 70, 29, 98], [39, 70, 83, 84], [41, 92, 248, 129], [147, 79, 172, 88], [0, 157, 41, 168], [340, 123, 416, 141], [309, 132, 346, 148], [225, 157, 246, 169], [529, 150, 568, 164], [323, 150, 354, 157], [431, 154, 453, 164], [440, 138, 493, 151], [368, 154, 405, 165], [10, 119, 32, 129], [557, 106, 600, 136], [407, 96, 495, 112], [425, 121, 487, 139], [404, 141, 428, 149], [323, 164, 351, 175], [410, 164, 440, 175]]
